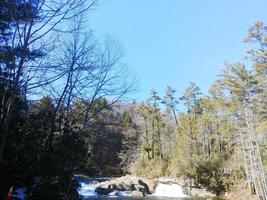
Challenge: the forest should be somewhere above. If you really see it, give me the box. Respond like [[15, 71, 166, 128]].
[[1, 0, 267, 200]]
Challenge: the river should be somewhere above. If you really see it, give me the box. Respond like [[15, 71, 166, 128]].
[[83, 197, 216, 200], [75, 176, 223, 200]]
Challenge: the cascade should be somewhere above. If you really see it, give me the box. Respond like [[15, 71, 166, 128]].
[[153, 183, 188, 198]]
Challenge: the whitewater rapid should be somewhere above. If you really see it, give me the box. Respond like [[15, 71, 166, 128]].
[[76, 176, 188, 198], [153, 183, 188, 198], [76, 181, 99, 197], [76, 180, 131, 197]]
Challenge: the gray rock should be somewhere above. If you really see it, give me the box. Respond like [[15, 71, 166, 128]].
[[131, 190, 144, 197], [130, 183, 136, 191], [138, 180, 151, 195]]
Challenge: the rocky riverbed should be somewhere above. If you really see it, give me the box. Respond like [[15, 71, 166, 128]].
[[87, 175, 216, 198], [95, 175, 155, 196]]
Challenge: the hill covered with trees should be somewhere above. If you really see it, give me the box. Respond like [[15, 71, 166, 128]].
[[119, 21, 267, 199]]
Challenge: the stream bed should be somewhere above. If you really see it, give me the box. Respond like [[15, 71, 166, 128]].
[[83, 197, 216, 200], [75, 176, 223, 200]]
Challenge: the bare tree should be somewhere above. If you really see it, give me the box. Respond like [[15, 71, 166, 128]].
[[39, 14, 136, 151], [0, 0, 99, 161]]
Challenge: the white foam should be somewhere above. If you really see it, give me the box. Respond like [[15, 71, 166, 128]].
[[76, 182, 99, 197], [108, 190, 132, 196], [76, 180, 132, 197], [153, 183, 188, 198]]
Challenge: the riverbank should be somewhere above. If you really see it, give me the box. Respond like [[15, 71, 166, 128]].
[[224, 188, 258, 200]]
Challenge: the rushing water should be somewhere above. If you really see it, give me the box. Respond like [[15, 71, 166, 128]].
[[83, 197, 214, 200], [75, 176, 221, 200], [153, 183, 187, 198]]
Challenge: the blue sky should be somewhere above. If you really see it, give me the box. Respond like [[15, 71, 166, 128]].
[[87, 0, 267, 101]]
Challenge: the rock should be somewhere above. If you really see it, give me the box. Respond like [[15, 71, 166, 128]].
[[110, 184, 118, 190], [156, 177, 186, 186], [131, 191, 144, 197], [95, 187, 113, 195], [138, 180, 151, 195], [129, 183, 136, 191]]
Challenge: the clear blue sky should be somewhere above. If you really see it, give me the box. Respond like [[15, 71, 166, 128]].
[[87, 0, 267, 101]]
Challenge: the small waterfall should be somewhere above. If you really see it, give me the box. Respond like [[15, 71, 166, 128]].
[[75, 175, 188, 198], [153, 183, 188, 198], [75, 176, 109, 197], [76, 179, 100, 197], [76, 181, 99, 197], [75, 176, 131, 197]]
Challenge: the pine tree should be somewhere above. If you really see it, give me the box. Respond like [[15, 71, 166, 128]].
[[218, 61, 267, 200], [162, 86, 179, 128]]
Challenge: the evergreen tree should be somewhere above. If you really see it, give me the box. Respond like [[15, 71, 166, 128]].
[[162, 86, 179, 128]]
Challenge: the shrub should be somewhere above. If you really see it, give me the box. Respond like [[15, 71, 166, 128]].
[[131, 157, 166, 178]]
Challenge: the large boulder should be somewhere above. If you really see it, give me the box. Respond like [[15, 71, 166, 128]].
[[95, 175, 155, 196], [137, 179, 151, 195], [131, 191, 144, 197]]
